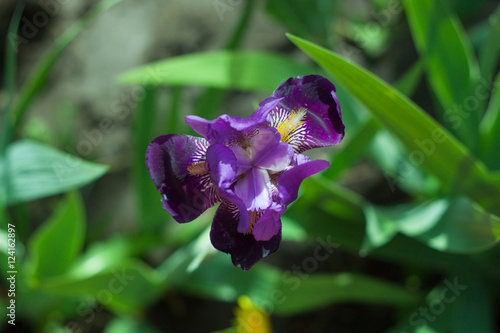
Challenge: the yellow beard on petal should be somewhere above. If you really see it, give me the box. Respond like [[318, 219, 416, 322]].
[[187, 161, 207, 176], [275, 108, 307, 143], [246, 210, 259, 235]]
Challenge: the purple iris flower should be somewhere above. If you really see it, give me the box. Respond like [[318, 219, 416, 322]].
[[146, 75, 344, 270]]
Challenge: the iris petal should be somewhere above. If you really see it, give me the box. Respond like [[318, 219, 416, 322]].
[[269, 75, 345, 153], [184, 97, 281, 146], [235, 168, 272, 212], [230, 146, 252, 176], [278, 157, 330, 206], [210, 200, 281, 271], [146, 134, 221, 223], [249, 128, 293, 172], [252, 207, 282, 241], [206, 144, 251, 232]]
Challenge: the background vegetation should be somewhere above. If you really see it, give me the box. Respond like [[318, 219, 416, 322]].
[[1, 0, 500, 332]]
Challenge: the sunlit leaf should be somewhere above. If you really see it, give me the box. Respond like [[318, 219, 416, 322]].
[[273, 273, 420, 315], [118, 51, 318, 92], [175, 253, 420, 315], [38, 260, 161, 315], [287, 33, 500, 215], [103, 317, 162, 333], [0, 140, 107, 205], [28, 192, 85, 279], [403, 0, 480, 148], [479, 72, 500, 169], [363, 197, 500, 254]]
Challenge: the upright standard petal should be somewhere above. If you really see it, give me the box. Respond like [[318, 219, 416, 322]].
[[146, 134, 221, 223], [249, 128, 293, 172], [269, 75, 345, 153], [185, 96, 281, 146], [210, 201, 281, 271]]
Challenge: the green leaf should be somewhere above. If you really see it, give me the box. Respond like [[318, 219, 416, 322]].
[[1, 3, 24, 155], [38, 259, 161, 315], [287, 33, 500, 215], [363, 197, 500, 254], [403, 0, 480, 147], [294, 177, 480, 273], [273, 273, 420, 315], [28, 192, 85, 279], [118, 51, 318, 92], [132, 86, 165, 233], [103, 317, 162, 333], [394, 60, 424, 98], [324, 117, 380, 180], [449, 277, 495, 333], [478, 4, 500, 84], [173, 253, 282, 304], [479, 71, 500, 169], [173, 254, 419, 315], [265, 0, 338, 45], [0, 140, 107, 205]]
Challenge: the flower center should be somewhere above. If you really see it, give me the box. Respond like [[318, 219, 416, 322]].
[[232, 128, 293, 213]]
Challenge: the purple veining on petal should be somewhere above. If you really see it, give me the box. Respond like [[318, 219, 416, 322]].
[[210, 200, 281, 271], [252, 206, 283, 241], [269, 75, 345, 153], [147, 75, 344, 271], [145, 134, 222, 223], [185, 97, 281, 146]]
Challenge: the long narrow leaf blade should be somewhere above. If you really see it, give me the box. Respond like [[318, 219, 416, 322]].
[[403, 0, 480, 147], [287, 34, 500, 214], [118, 51, 318, 92], [479, 72, 500, 169]]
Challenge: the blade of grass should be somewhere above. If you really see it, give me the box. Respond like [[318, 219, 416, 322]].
[[403, 0, 480, 150], [0, 3, 24, 226], [478, 4, 500, 85], [326, 61, 423, 180], [119, 51, 318, 93], [132, 86, 166, 234], [479, 71, 500, 169], [287, 34, 500, 215], [1, 3, 24, 155], [167, 86, 182, 134], [10, 0, 125, 132]]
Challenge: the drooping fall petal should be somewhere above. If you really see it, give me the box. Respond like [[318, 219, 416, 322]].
[[146, 134, 221, 223], [210, 201, 281, 271]]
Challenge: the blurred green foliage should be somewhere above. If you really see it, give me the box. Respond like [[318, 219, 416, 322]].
[[2, 0, 500, 332]]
